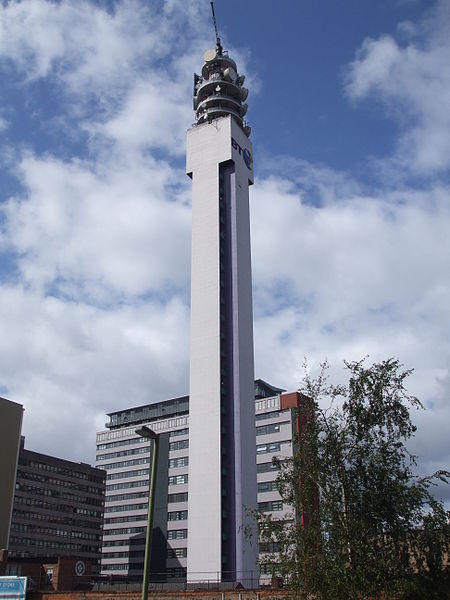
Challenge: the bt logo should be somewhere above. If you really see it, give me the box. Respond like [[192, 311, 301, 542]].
[[231, 137, 253, 170]]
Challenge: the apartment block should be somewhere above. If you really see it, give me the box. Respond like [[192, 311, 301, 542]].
[[97, 380, 309, 582]]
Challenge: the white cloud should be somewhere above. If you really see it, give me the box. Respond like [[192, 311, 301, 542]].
[[0, 0, 448, 501], [0, 1, 167, 89], [250, 169, 450, 490], [1, 150, 191, 301], [344, 0, 450, 173], [0, 284, 190, 462]]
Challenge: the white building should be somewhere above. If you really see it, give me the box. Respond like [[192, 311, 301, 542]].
[[187, 40, 256, 583], [96, 380, 310, 585]]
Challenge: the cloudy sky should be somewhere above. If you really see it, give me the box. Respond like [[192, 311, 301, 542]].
[[0, 0, 449, 502]]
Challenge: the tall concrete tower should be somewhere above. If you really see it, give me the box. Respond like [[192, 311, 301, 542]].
[[186, 27, 258, 584]]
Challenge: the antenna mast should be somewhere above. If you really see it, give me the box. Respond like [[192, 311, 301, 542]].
[[210, 2, 223, 54]]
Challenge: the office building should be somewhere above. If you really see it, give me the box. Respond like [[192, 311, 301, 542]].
[[0, 396, 23, 551], [8, 438, 106, 572], [96, 380, 310, 583], [187, 34, 256, 583]]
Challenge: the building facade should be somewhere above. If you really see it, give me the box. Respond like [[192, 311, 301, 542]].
[[187, 38, 256, 583], [96, 380, 310, 584], [8, 439, 105, 573]]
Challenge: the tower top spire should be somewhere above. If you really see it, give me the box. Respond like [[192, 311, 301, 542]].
[[210, 2, 223, 55], [192, 3, 251, 137]]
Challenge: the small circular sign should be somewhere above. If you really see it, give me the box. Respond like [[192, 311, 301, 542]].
[[75, 561, 86, 577], [243, 148, 253, 170]]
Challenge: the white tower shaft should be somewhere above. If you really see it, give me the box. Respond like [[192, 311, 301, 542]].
[[186, 115, 257, 583]]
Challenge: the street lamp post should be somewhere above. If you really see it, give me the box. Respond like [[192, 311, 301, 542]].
[[135, 426, 159, 600]]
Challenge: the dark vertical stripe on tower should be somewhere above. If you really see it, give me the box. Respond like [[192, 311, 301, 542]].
[[219, 160, 236, 580]]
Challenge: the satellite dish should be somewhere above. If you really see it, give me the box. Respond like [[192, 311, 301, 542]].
[[224, 67, 237, 82], [240, 87, 249, 101], [204, 49, 216, 62]]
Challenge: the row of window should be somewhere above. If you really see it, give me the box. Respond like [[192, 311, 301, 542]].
[[255, 396, 280, 412], [9, 536, 97, 553], [106, 480, 149, 492], [15, 483, 104, 506], [257, 481, 278, 493], [255, 410, 280, 421], [12, 509, 101, 530], [168, 510, 188, 521], [21, 459, 103, 484], [169, 440, 189, 451], [169, 428, 189, 438], [17, 470, 103, 494], [257, 462, 280, 474], [105, 491, 147, 503], [103, 539, 144, 548], [97, 437, 147, 451], [258, 501, 283, 512], [102, 550, 145, 559], [106, 469, 150, 481], [169, 456, 189, 469], [104, 514, 147, 525], [97, 446, 148, 461], [168, 492, 188, 504], [103, 526, 146, 536], [256, 442, 281, 455], [105, 503, 148, 514], [167, 529, 187, 540], [256, 422, 286, 436], [10, 522, 101, 540], [168, 474, 188, 486], [102, 457, 150, 471], [13, 495, 102, 517], [167, 547, 187, 559]]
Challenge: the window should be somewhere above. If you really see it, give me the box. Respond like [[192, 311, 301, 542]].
[[257, 462, 280, 474], [169, 428, 189, 438], [169, 456, 189, 469], [169, 440, 189, 451], [256, 423, 284, 436], [255, 410, 280, 421], [258, 500, 283, 512], [102, 457, 150, 471], [167, 510, 188, 521], [168, 474, 188, 486], [256, 442, 281, 455], [167, 547, 187, 558], [106, 480, 149, 492], [258, 481, 278, 493], [105, 491, 147, 503], [105, 503, 148, 513], [167, 529, 188, 540], [106, 469, 150, 481], [97, 437, 147, 451], [168, 492, 188, 503]]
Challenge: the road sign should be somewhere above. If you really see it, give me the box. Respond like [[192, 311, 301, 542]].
[[0, 577, 27, 600]]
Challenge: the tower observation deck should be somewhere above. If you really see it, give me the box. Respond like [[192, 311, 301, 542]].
[[186, 24, 258, 586], [193, 47, 251, 137]]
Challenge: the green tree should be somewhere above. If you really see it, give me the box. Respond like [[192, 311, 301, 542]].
[[257, 358, 449, 600]]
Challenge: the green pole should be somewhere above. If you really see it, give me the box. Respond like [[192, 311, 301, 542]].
[[138, 430, 158, 600]]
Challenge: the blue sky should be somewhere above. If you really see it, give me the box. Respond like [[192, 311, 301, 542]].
[[0, 0, 449, 503]]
